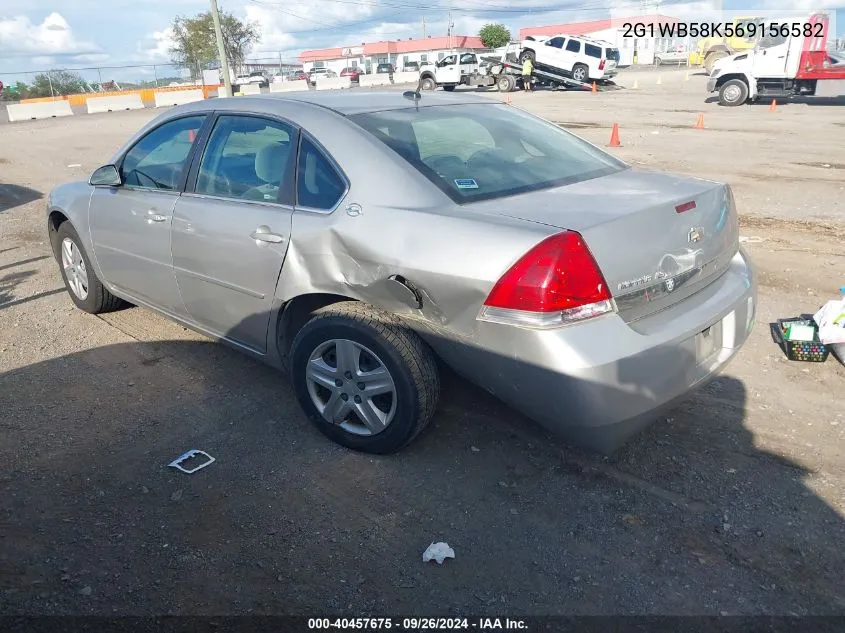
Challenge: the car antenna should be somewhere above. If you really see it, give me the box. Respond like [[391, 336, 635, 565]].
[[402, 77, 424, 108]]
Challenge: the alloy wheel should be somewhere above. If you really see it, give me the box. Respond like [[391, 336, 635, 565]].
[[305, 338, 397, 436], [61, 237, 89, 300]]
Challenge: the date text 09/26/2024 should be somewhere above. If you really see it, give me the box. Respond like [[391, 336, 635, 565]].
[[622, 21, 824, 39], [307, 618, 528, 630]]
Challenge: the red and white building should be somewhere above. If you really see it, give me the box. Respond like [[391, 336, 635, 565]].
[[299, 35, 489, 74], [520, 14, 686, 66]]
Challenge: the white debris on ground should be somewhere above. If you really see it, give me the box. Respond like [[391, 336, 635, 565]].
[[422, 542, 455, 565]]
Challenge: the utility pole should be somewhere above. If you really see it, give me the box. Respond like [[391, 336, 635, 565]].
[[209, 0, 233, 97], [422, 16, 426, 39]]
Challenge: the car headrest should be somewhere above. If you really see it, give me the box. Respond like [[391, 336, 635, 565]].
[[255, 141, 289, 184]]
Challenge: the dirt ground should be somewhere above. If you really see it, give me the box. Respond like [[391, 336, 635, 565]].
[[1, 71, 844, 618]]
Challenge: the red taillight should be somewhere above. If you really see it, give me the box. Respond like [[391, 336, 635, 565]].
[[482, 231, 612, 326], [675, 200, 696, 213], [599, 59, 606, 70]]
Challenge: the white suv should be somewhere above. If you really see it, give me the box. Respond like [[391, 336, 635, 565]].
[[519, 34, 620, 83]]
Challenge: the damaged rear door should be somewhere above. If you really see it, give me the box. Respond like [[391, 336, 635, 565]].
[[171, 113, 299, 353]]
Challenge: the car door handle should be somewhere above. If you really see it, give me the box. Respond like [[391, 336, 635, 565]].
[[250, 226, 286, 243], [146, 210, 167, 223]]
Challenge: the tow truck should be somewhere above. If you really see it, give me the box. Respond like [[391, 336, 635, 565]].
[[707, 12, 845, 106], [417, 43, 603, 93]]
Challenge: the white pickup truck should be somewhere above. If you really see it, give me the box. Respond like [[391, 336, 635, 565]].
[[707, 12, 845, 106]]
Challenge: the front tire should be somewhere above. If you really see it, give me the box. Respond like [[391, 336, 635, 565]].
[[718, 79, 749, 107], [419, 76, 436, 91], [290, 301, 440, 454], [519, 50, 535, 64], [55, 222, 125, 314]]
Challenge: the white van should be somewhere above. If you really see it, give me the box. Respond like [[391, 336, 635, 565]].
[[519, 34, 620, 82]]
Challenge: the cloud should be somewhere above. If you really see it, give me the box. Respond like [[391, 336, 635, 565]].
[[0, 12, 102, 57], [136, 26, 177, 63]]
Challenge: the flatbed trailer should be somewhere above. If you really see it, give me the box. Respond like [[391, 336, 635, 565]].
[[479, 57, 600, 92], [418, 43, 607, 93]]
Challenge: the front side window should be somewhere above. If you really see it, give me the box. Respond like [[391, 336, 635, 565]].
[[548, 37, 565, 49], [296, 137, 346, 210], [121, 115, 206, 191], [351, 103, 626, 204], [566, 39, 581, 53], [195, 115, 295, 204]]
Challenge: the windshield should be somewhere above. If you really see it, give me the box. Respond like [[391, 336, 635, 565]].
[[350, 103, 627, 204]]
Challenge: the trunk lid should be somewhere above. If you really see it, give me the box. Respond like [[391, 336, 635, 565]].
[[474, 168, 739, 323]]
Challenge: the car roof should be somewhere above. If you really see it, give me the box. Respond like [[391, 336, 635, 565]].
[[229, 90, 498, 115]]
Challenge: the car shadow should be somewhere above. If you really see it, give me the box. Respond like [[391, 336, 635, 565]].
[[0, 184, 43, 213], [1, 312, 843, 616]]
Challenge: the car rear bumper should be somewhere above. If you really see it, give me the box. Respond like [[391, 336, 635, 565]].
[[425, 248, 756, 453]]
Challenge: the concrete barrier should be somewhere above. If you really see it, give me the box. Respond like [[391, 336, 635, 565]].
[[238, 83, 262, 95], [6, 100, 74, 122], [358, 74, 392, 88], [270, 80, 310, 93], [87, 94, 145, 114], [316, 76, 352, 91], [154, 89, 205, 107], [393, 71, 421, 85]]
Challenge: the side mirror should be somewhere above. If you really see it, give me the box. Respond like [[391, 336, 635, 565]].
[[89, 164, 122, 187]]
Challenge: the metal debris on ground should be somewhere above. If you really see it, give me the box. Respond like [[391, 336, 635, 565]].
[[422, 542, 455, 565], [168, 449, 215, 474]]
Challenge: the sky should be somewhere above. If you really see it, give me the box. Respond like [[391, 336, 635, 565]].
[[0, 0, 843, 84]]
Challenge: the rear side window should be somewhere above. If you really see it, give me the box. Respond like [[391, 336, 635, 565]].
[[585, 44, 602, 58], [195, 115, 295, 204], [350, 103, 626, 204], [296, 137, 346, 210], [566, 39, 581, 53]]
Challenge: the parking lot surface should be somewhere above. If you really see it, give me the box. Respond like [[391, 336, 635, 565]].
[[1, 71, 844, 616]]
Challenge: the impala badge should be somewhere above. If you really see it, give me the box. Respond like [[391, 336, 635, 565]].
[[688, 227, 703, 244]]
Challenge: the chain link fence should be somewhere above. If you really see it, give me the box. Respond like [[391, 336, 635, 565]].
[[0, 56, 306, 102]]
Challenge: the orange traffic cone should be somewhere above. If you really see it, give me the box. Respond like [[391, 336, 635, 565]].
[[608, 123, 621, 147], [769, 98, 777, 111], [592, 81, 597, 93], [694, 113, 705, 129]]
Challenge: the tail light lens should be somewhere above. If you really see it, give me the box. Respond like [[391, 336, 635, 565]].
[[599, 59, 606, 70], [479, 231, 614, 329]]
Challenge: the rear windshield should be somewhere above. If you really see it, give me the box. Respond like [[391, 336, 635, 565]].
[[606, 48, 620, 62], [349, 103, 626, 204]]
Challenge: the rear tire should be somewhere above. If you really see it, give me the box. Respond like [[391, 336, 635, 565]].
[[572, 63, 589, 83], [55, 222, 126, 314], [497, 74, 516, 92], [289, 301, 440, 454], [718, 79, 748, 107], [442, 85, 456, 92]]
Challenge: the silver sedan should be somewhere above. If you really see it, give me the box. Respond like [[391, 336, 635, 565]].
[[46, 91, 757, 454]]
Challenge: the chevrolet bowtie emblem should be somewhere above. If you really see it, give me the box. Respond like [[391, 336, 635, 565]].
[[688, 227, 703, 243]]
